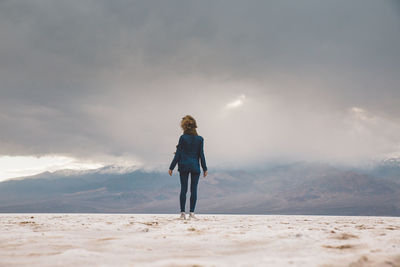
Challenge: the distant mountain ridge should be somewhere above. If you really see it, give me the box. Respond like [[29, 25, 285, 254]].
[[0, 161, 399, 216]]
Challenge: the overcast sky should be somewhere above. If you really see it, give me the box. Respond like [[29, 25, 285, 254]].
[[0, 0, 399, 179]]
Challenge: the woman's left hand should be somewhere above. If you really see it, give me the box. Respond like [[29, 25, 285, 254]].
[[168, 169, 173, 176]]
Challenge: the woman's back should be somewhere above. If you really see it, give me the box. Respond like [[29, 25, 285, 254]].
[[169, 134, 207, 173], [180, 134, 201, 154]]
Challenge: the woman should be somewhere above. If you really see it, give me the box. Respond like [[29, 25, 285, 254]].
[[168, 115, 208, 220]]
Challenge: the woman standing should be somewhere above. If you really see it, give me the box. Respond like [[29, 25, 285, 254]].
[[168, 115, 208, 220]]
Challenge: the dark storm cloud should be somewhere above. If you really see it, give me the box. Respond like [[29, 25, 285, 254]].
[[0, 0, 399, 168]]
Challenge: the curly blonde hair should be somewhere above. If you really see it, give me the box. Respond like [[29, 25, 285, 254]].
[[181, 115, 198, 135]]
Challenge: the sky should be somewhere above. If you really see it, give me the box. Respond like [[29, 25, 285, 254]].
[[0, 0, 399, 180]]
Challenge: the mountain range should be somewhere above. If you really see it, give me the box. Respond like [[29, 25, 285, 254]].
[[0, 160, 399, 216]]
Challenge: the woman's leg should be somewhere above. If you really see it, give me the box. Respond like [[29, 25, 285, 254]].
[[189, 172, 200, 212], [179, 171, 189, 212]]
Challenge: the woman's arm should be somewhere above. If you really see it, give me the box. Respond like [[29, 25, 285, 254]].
[[169, 136, 183, 171], [200, 138, 207, 172]]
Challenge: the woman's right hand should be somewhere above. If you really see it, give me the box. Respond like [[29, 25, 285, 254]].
[[203, 170, 208, 178]]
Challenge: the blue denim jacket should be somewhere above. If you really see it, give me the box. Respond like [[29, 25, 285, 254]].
[[169, 134, 207, 173]]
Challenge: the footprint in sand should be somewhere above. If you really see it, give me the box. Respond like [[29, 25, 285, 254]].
[[330, 233, 359, 240], [322, 244, 355, 249], [97, 237, 118, 242]]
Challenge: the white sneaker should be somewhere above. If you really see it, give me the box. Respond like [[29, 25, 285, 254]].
[[179, 212, 186, 220], [188, 212, 199, 220]]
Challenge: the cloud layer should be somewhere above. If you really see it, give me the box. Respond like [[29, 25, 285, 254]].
[[1, 0, 399, 170]]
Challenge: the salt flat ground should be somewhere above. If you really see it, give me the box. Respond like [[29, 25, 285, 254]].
[[0, 214, 399, 267]]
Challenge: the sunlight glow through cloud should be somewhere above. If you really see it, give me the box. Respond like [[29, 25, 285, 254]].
[[225, 94, 246, 109], [0, 156, 104, 181]]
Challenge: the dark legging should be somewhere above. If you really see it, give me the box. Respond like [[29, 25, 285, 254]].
[[179, 171, 200, 212]]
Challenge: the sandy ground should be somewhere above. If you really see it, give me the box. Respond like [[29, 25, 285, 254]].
[[0, 214, 399, 267]]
